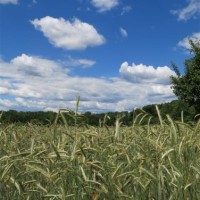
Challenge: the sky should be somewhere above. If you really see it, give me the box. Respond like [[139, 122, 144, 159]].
[[0, 0, 200, 112]]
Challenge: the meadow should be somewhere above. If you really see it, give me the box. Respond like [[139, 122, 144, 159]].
[[0, 107, 200, 200]]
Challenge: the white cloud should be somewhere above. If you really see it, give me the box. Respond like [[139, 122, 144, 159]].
[[64, 57, 96, 68], [0, 99, 16, 110], [0, 87, 9, 94], [10, 54, 67, 78], [90, 0, 119, 12], [178, 32, 200, 49], [0, 54, 69, 99], [120, 27, 128, 37], [0, 55, 175, 112], [119, 62, 175, 85], [0, 0, 17, 4], [31, 16, 105, 50], [171, 0, 200, 21], [121, 5, 132, 15]]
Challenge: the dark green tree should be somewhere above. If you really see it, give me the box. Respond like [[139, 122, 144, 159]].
[[170, 40, 200, 113]]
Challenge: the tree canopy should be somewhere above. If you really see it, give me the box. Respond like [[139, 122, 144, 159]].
[[170, 40, 200, 112]]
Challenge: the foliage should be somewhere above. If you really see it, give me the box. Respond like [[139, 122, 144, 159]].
[[0, 100, 197, 126], [170, 40, 200, 112], [0, 110, 56, 125], [141, 100, 196, 124]]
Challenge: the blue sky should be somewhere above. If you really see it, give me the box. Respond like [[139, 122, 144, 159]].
[[0, 0, 200, 112]]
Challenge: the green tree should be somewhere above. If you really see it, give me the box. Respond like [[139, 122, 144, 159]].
[[170, 40, 200, 113]]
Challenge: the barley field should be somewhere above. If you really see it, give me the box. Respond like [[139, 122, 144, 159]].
[[0, 109, 200, 200]]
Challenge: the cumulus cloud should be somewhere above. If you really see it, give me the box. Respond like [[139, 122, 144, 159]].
[[0, 55, 175, 112], [0, 54, 69, 99], [178, 32, 200, 49], [90, 0, 119, 12], [171, 0, 200, 21], [0, 0, 17, 4], [10, 54, 67, 78], [31, 16, 105, 50], [119, 62, 175, 85], [120, 27, 128, 37]]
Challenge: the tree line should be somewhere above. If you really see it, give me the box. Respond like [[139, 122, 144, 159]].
[[0, 99, 197, 126]]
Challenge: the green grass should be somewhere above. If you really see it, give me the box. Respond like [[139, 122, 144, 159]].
[[0, 111, 200, 199]]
